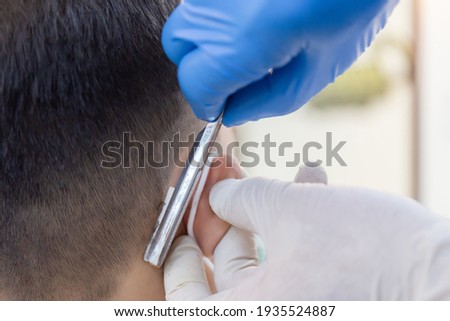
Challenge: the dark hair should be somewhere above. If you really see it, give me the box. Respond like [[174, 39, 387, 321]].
[[0, 0, 196, 299]]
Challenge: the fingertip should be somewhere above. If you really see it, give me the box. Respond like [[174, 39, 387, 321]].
[[164, 235, 210, 300], [294, 165, 328, 185], [213, 227, 259, 291], [222, 113, 247, 127], [172, 234, 196, 248], [208, 177, 261, 236], [208, 178, 239, 218], [161, 8, 185, 65], [161, 5, 196, 65], [223, 77, 277, 126], [190, 102, 224, 123], [166, 235, 200, 263]]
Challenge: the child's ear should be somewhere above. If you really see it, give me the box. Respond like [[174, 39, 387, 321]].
[[183, 155, 243, 257]]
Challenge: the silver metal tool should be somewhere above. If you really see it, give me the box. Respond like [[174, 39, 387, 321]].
[[144, 115, 223, 267]]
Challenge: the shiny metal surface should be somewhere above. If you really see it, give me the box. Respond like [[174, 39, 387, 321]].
[[144, 116, 223, 267]]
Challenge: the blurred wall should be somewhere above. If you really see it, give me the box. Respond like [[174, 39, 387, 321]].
[[234, 0, 415, 198], [418, 0, 450, 217]]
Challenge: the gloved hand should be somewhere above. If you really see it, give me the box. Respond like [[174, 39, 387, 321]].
[[162, 0, 399, 126], [164, 165, 327, 300], [164, 168, 450, 300]]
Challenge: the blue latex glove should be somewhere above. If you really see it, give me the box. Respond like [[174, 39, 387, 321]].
[[163, 0, 399, 126]]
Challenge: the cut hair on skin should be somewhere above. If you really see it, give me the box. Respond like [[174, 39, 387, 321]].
[[0, 0, 201, 300]]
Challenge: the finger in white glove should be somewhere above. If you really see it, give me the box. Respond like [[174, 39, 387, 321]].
[[294, 164, 328, 185], [164, 236, 211, 300], [213, 227, 259, 292]]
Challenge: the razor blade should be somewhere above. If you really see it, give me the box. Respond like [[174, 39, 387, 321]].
[[143, 115, 223, 267]]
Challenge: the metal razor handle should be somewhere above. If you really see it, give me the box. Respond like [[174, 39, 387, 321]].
[[144, 116, 223, 267]]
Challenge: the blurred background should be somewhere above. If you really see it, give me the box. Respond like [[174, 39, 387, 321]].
[[225, 0, 450, 218]]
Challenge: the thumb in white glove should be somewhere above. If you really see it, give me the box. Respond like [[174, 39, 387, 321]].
[[208, 177, 450, 300], [165, 163, 450, 300]]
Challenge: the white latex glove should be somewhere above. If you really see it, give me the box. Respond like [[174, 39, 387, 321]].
[[164, 167, 450, 300]]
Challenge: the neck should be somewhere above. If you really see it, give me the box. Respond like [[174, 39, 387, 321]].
[[111, 257, 165, 300]]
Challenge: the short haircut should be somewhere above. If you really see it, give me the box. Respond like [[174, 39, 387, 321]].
[[0, 0, 199, 299]]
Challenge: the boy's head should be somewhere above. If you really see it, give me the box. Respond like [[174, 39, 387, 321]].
[[0, 0, 203, 299]]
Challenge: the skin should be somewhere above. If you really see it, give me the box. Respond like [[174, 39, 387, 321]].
[[112, 155, 241, 300], [0, 142, 239, 300], [110, 150, 192, 301], [184, 155, 243, 257]]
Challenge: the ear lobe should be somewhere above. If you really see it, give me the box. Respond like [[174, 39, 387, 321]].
[[184, 155, 243, 257]]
